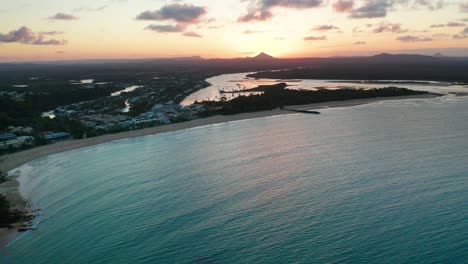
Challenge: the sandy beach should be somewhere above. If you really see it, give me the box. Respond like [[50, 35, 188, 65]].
[[0, 93, 440, 247]]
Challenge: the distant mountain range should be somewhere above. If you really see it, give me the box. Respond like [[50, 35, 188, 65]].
[[4, 52, 468, 65], [1, 51, 468, 83]]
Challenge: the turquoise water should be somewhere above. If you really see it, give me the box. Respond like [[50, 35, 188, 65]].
[[2, 96, 468, 263]]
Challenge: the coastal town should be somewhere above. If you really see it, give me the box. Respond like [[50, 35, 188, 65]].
[[2, 0, 468, 261], [0, 55, 465, 245], [0, 74, 211, 154]]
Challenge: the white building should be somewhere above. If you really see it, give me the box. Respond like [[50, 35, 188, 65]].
[[0, 136, 34, 150]]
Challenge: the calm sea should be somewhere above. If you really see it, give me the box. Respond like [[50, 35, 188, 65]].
[[1, 95, 467, 263]]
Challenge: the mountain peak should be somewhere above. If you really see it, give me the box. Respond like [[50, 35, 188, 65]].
[[253, 52, 276, 60], [373, 53, 393, 58]]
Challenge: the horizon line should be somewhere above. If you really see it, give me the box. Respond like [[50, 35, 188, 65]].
[[2, 52, 468, 65]]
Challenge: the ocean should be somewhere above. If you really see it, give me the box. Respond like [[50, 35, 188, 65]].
[[1, 95, 467, 263]]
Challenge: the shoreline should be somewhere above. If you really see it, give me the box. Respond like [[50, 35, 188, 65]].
[[0, 93, 440, 247]]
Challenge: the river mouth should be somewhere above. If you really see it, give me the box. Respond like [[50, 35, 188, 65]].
[[181, 72, 467, 106], [41, 85, 142, 118], [111, 85, 141, 97]]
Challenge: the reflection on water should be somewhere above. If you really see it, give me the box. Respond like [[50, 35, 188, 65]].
[[122, 100, 130, 113], [41, 85, 142, 118], [111, 85, 141, 97], [181, 72, 467, 105], [3, 96, 468, 264]]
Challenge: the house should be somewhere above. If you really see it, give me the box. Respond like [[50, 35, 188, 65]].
[[0, 136, 34, 150], [0, 133, 17, 142]]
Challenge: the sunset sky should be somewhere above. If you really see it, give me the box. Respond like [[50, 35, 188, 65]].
[[1, 0, 468, 62]]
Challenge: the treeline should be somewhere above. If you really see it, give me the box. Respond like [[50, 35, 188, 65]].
[[0, 82, 123, 127], [1, 84, 122, 114], [0, 171, 15, 227], [0, 83, 121, 142], [220, 83, 288, 94], [0, 194, 12, 227], [0, 99, 100, 135], [202, 84, 428, 115], [247, 63, 468, 83]]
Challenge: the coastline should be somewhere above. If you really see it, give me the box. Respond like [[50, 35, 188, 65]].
[[0, 93, 440, 247]]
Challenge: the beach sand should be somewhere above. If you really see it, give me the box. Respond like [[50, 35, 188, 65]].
[[0, 93, 440, 247]]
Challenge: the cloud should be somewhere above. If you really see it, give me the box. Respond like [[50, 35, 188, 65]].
[[311, 25, 339, 31], [238, 10, 273, 22], [352, 26, 365, 33], [48, 13, 79, 20], [208, 25, 223, 29], [0, 26, 67, 45], [243, 29, 264, 34], [447, 22, 466, 27], [205, 18, 217, 24], [183, 31, 203, 38], [453, 34, 468, 39], [145, 24, 185, 33], [396, 35, 433, 42], [431, 22, 466, 27], [40, 31, 64, 35], [349, 0, 391, 19], [138, 4, 208, 37], [354, 41, 366, 44], [0, 27, 36, 43], [33, 36, 67, 45], [460, 2, 468, 12], [373, 22, 407, 33], [333, 0, 354, 12], [72, 6, 107, 12], [136, 4, 206, 23], [238, 0, 324, 22], [304, 35, 327, 40], [432, 33, 450, 37], [451, 27, 468, 39], [412, 0, 444, 10], [346, 0, 444, 19]]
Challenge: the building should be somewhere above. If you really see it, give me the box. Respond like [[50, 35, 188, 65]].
[[0, 136, 34, 150], [0, 133, 17, 142], [45, 132, 73, 142]]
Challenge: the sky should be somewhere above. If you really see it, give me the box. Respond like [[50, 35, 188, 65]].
[[0, 0, 468, 62]]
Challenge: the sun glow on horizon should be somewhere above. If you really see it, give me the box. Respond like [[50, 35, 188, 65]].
[[1, 0, 468, 62]]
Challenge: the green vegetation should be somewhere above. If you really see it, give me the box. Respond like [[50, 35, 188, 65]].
[[0, 79, 123, 153], [202, 83, 429, 115], [0, 171, 6, 184], [247, 61, 468, 83], [0, 170, 14, 227], [0, 194, 23, 228], [0, 194, 11, 227], [0, 83, 121, 128]]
